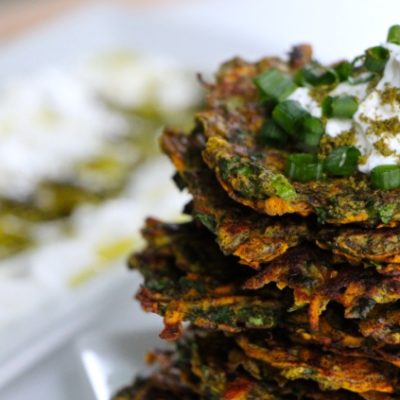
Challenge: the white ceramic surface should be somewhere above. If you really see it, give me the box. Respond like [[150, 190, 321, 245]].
[[1, 1, 399, 398], [77, 326, 163, 400]]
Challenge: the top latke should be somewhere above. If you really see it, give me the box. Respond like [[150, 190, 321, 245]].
[[193, 54, 400, 227]]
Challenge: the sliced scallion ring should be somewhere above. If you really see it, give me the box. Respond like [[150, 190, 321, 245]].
[[297, 116, 324, 151], [334, 61, 352, 82], [272, 100, 309, 135], [258, 120, 288, 148], [322, 95, 359, 119], [387, 25, 400, 45], [254, 68, 297, 102], [364, 46, 390, 73], [351, 54, 365, 70], [285, 153, 323, 182], [295, 63, 338, 87], [371, 165, 400, 190], [324, 146, 361, 176]]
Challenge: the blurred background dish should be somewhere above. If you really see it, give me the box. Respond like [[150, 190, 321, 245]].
[[0, 3, 204, 396], [0, 47, 200, 285], [0, 0, 400, 399]]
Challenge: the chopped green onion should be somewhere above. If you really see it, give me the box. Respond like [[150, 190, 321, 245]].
[[295, 63, 338, 87], [348, 54, 378, 85], [285, 153, 323, 182], [322, 95, 359, 118], [364, 46, 389, 73], [322, 97, 333, 117], [296, 117, 324, 151], [334, 61, 352, 81], [258, 120, 288, 147], [302, 116, 324, 136], [351, 54, 365, 70], [254, 69, 297, 102], [297, 132, 322, 152], [294, 69, 306, 86], [272, 100, 309, 135], [387, 25, 400, 45], [371, 165, 400, 190], [324, 146, 361, 176]]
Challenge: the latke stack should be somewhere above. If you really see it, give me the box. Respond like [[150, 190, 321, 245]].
[[115, 38, 400, 399]]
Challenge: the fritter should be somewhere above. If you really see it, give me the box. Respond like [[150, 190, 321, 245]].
[[162, 128, 400, 274], [236, 333, 398, 394], [161, 128, 314, 269], [115, 328, 396, 400], [132, 223, 287, 339], [131, 218, 400, 365], [317, 226, 400, 270], [187, 330, 391, 399], [243, 245, 400, 328], [285, 306, 400, 370], [359, 305, 400, 346], [191, 55, 400, 227]]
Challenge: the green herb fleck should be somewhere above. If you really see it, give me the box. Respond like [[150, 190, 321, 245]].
[[378, 203, 396, 224], [248, 316, 266, 327], [270, 175, 297, 200], [196, 213, 217, 233]]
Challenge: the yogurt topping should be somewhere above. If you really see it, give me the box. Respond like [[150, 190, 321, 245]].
[[0, 52, 200, 200], [288, 41, 400, 173], [0, 69, 127, 200]]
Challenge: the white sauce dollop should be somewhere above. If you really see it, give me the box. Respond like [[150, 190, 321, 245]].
[[325, 119, 353, 138], [0, 52, 200, 201], [299, 42, 400, 173], [353, 43, 400, 172], [0, 69, 127, 200]]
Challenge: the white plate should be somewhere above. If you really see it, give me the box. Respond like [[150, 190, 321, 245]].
[[76, 326, 163, 400], [1, 1, 398, 398], [0, 272, 162, 400]]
